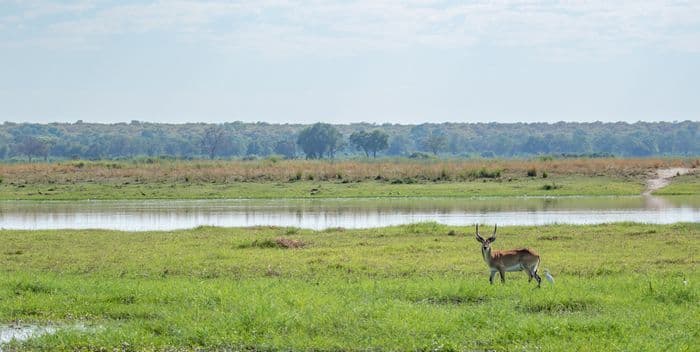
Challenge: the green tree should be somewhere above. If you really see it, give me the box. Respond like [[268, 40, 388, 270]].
[[274, 140, 297, 159], [349, 130, 389, 158], [200, 125, 226, 159], [297, 123, 343, 159], [422, 130, 447, 155], [14, 136, 49, 161], [387, 135, 411, 156]]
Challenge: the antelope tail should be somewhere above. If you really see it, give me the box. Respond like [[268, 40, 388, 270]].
[[544, 269, 555, 285]]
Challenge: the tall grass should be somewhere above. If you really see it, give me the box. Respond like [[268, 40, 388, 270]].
[[0, 158, 689, 184]]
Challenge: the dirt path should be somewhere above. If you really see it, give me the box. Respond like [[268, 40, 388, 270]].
[[643, 167, 693, 195]]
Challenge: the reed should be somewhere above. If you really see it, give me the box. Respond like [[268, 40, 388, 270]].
[[0, 157, 689, 184]]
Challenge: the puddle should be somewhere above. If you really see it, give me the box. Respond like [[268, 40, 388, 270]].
[[0, 324, 56, 350], [0, 323, 91, 351]]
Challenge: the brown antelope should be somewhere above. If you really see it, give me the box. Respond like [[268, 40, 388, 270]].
[[475, 224, 544, 287]]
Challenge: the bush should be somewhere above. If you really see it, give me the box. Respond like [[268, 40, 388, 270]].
[[541, 182, 561, 190], [542, 171, 548, 178], [409, 152, 432, 159], [266, 155, 283, 163], [238, 237, 306, 249], [467, 168, 501, 179], [527, 167, 537, 177]]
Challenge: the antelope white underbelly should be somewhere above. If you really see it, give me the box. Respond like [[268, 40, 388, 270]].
[[504, 264, 525, 272]]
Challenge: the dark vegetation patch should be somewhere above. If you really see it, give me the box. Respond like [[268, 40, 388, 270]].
[[653, 258, 689, 265], [465, 168, 502, 179], [537, 235, 572, 241], [105, 294, 137, 305], [13, 281, 57, 295], [283, 228, 300, 235], [517, 298, 597, 314], [274, 237, 306, 249], [645, 282, 697, 304], [104, 308, 162, 320], [626, 229, 658, 237], [541, 182, 561, 190], [560, 267, 623, 278], [238, 237, 306, 249], [416, 294, 490, 305]]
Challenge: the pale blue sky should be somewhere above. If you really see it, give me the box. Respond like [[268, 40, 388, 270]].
[[1, 0, 699, 124]]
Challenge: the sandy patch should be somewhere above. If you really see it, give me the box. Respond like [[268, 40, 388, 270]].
[[643, 167, 693, 195]]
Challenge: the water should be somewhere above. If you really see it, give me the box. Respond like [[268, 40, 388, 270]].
[[1, 196, 698, 231], [0, 324, 90, 351], [0, 325, 56, 351]]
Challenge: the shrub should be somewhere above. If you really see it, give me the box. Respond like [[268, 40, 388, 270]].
[[541, 182, 561, 190], [274, 237, 306, 249], [542, 171, 548, 178], [409, 152, 431, 159], [267, 155, 282, 163], [527, 167, 537, 177], [238, 237, 306, 249], [467, 168, 501, 179]]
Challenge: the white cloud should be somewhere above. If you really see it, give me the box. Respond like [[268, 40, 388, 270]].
[[2, 0, 700, 58]]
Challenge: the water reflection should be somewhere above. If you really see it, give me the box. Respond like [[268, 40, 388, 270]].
[[0, 196, 698, 231]]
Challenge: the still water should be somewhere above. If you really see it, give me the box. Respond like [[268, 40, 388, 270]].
[[1, 196, 698, 231]]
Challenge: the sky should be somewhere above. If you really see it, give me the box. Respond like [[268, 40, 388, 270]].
[[1, 0, 699, 124]]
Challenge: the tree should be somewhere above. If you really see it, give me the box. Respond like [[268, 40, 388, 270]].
[[246, 140, 270, 156], [387, 135, 411, 156], [14, 136, 49, 161], [200, 125, 226, 159], [349, 130, 370, 157], [296, 123, 343, 159], [274, 139, 297, 159], [350, 130, 389, 158], [422, 130, 447, 155]]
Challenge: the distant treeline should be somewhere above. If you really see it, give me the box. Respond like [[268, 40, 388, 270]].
[[0, 120, 697, 161]]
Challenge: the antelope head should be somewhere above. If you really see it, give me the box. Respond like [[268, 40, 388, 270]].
[[475, 224, 497, 253]]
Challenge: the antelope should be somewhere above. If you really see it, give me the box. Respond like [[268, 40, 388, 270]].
[[475, 224, 547, 287]]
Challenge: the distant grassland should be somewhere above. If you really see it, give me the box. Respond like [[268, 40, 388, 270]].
[[656, 173, 700, 195], [0, 157, 696, 199], [1, 223, 698, 351]]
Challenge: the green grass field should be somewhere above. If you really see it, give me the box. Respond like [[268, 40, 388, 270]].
[[1, 223, 697, 351], [655, 173, 700, 195], [0, 175, 646, 200]]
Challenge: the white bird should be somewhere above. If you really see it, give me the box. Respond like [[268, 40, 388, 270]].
[[544, 269, 555, 285]]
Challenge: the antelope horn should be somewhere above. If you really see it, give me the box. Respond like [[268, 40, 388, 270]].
[[475, 224, 484, 242]]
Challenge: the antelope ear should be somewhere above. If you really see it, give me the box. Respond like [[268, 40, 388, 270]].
[[487, 236, 496, 243]]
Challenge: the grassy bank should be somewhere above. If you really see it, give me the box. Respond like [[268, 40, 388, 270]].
[[2, 157, 695, 199], [1, 223, 698, 351], [655, 173, 700, 195], [0, 176, 645, 200]]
